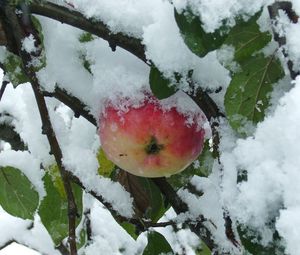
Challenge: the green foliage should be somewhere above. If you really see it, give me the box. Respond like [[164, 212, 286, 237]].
[[238, 225, 285, 255], [149, 66, 177, 99], [196, 241, 211, 255], [0, 166, 39, 220], [47, 164, 66, 198], [174, 9, 228, 57], [225, 54, 284, 134], [1, 16, 45, 87], [79, 32, 94, 43], [138, 177, 166, 222], [38, 172, 83, 245], [143, 231, 173, 255], [114, 171, 167, 239], [78, 32, 94, 74], [77, 227, 87, 249], [168, 141, 214, 190], [97, 148, 115, 178], [2, 53, 29, 87], [225, 12, 272, 64], [120, 222, 138, 240]]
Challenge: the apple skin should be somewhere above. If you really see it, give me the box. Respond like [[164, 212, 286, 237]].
[[99, 95, 206, 178]]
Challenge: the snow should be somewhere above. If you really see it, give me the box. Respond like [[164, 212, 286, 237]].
[[1, 0, 300, 254], [221, 77, 300, 251], [0, 208, 59, 255], [22, 35, 37, 54], [83, 200, 145, 255], [0, 150, 45, 198], [173, 0, 273, 32], [0, 243, 40, 255]]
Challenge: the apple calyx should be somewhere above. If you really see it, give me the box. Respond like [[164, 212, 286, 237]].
[[145, 136, 164, 155]]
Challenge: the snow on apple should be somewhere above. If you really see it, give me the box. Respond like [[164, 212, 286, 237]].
[[99, 92, 208, 177]]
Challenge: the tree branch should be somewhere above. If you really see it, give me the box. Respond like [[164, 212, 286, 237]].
[[43, 86, 96, 126], [27, 1, 147, 63], [268, 1, 300, 80], [2, 5, 78, 254]]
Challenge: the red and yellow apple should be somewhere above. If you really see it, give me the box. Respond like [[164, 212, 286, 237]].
[[98, 93, 207, 178]]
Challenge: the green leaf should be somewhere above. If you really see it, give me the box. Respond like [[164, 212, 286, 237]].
[[47, 164, 66, 198], [0, 166, 39, 220], [175, 9, 228, 57], [238, 225, 284, 255], [225, 12, 272, 64], [79, 32, 94, 43], [149, 66, 176, 100], [97, 148, 115, 178], [143, 231, 173, 255], [38, 172, 83, 245], [3, 53, 29, 87], [77, 227, 87, 249], [225, 54, 284, 133], [120, 222, 138, 240], [116, 171, 166, 222], [168, 141, 214, 190], [196, 241, 211, 255], [138, 178, 166, 222]]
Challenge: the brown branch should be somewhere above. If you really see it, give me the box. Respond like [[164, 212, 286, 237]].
[[27, 1, 147, 63], [2, 5, 78, 255], [43, 86, 96, 126], [151, 177, 218, 252], [268, 1, 300, 80], [56, 242, 70, 255], [70, 172, 180, 234]]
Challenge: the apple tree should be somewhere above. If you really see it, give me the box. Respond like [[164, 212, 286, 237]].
[[0, 0, 299, 254]]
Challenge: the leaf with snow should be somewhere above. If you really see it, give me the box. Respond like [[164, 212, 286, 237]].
[[225, 54, 284, 133], [149, 66, 176, 99], [2, 53, 29, 87], [0, 166, 39, 220], [224, 11, 272, 64], [174, 9, 228, 57], [238, 225, 285, 254]]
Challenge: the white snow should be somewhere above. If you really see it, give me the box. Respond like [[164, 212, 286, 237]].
[[221, 77, 300, 251], [1, 0, 300, 254]]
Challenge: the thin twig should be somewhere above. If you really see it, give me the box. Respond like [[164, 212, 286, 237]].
[[2, 5, 78, 254]]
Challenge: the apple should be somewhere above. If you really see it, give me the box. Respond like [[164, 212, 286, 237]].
[[98, 93, 207, 178]]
